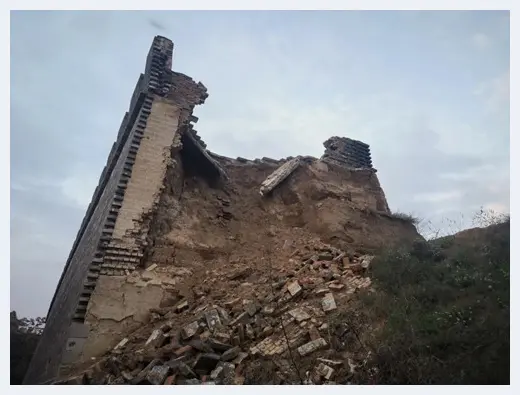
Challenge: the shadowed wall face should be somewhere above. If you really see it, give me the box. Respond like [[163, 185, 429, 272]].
[[23, 36, 208, 384]]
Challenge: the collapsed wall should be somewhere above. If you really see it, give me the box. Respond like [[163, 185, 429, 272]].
[[25, 36, 420, 384]]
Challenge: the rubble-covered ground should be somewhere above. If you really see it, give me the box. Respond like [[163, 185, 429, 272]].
[[55, 153, 424, 385], [56, 241, 378, 385]]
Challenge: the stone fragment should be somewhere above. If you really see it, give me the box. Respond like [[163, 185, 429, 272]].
[[287, 280, 302, 297], [113, 337, 129, 351], [207, 338, 233, 352], [189, 339, 214, 353], [321, 293, 337, 312], [130, 359, 161, 384], [229, 311, 249, 326], [261, 326, 274, 337], [216, 306, 230, 324], [181, 321, 200, 340], [360, 255, 375, 269], [316, 363, 334, 380], [288, 307, 311, 323], [317, 358, 343, 366], [221, 346, 241, 361], [228, 267, 252, 280], [223, 298, 241, 308], [145, 329, 164, 348], [318, 252, 334, 261], [308, 325, 321, 341], [177, 362, 197, 378], [259, 157, 301, 196], [213, 331, 231, 344], [146, 365, 170, 385], [205, 309, 222, 331], [193, 353, 221, 373], [245, 324, 255, 340], [315, 288, 329, 295], [232, 352, 249, 365], [184, 378, 201, 385], [262, 306, 275, 315], [145, 263, 158, 271], [121, 371, 134, 381], [176, 299, 189, 312], [319, 323, 329, 331], [297, 338, 327, 357], [244, 301, 259, 317], [328, 283, 345, 291], [174, 345, 193, 357]]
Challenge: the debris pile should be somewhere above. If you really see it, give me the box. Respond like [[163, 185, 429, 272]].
[[54, 242, 375, 385]]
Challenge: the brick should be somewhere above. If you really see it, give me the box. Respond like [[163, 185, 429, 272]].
[[288, 307, 311, 323], [181, 321, 199, 340], [321, 293, 337, 312], [287, 280, 302, 297], [297, 338, 327, 356]]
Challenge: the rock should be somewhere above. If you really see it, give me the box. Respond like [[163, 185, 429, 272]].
[[223, 298, 241, 308], [130, 359, 162, 384], [245, 324, 255, 340], [174, 345, 193, 357], [177, 362, 197, 378], [184, 378, 201, 385], [261, 326, 274, 337], [232, 352, 249, 365], [146, 365, 171, 385], [297, 338, 327, 357], [176, 299, 189, 312], [229, 311, 249, 326], [121, 371, 134, 381], [328, 283, 345, 291], [221, 346, 241, 361], [189, 339, 214, 353], [360, 255, 375, 269], [315, 363, 334, 380], [205, 309, 222, 331], [228, 267, 252, 280], [216, 306, 230, 324], [213, 331, 231, 344], [308, 325, 321, 341], [287, 280, 302, 297], [288, 307, 311, 323], [317, 358, 343, 366], [193, 353, 221, 373], [145, 329, 165, 348], [113, 338, 129, 351], [321, 270, 334, 281], [207, 338, 234, 352], [145, 263, 158, 271], [262, 306, 275, 315], [245, 301, 259, 317], [321, 293, 337, 312], [319, 323, 329, 331], [181, 321, 200, 340], [318, 252, 334, 261], [315, 287, 329, 295]]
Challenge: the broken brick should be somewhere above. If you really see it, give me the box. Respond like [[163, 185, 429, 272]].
[[181, 321, 200, 339], [287, 280, 302, 297], [221, 346, 241, 362], [146, 365, 170, 385], [297, 338, 327, 356], [321, 293, 337, 312]]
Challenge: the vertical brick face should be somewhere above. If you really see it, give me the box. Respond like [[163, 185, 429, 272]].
[[113, 98, 181, 243]]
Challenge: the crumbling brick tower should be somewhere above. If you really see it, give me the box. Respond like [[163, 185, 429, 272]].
[[24, 36, 209, 384]]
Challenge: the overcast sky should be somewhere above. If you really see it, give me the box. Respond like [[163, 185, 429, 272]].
[[10, 10, 509, 317]]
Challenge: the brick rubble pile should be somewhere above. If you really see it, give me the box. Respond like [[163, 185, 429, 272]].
[[55, 243, 375, 385]]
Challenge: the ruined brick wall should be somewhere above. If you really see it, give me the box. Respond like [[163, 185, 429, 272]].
[[24, 36, 207, 384]]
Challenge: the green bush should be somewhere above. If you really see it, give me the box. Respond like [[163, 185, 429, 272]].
[[354, 219, 510, 384]]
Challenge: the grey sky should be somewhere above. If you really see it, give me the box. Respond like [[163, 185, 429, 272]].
[[10, 10, 509, 317]]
